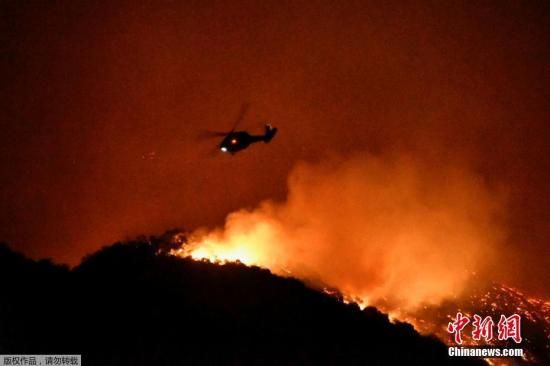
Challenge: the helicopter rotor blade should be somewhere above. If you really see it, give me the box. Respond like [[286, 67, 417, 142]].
[[197, 130, 229, 140], [229, 103, 250, 132]]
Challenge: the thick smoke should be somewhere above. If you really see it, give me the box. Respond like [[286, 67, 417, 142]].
[[182, 153, 506, 311]]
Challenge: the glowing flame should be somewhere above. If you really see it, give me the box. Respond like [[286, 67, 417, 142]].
[[170, 154, 549, 365], [401, 283, 550, 365], [175, 154, 505, 312]]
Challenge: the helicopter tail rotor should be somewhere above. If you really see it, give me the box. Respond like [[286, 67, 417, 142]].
[[263, 124, 278, 143]]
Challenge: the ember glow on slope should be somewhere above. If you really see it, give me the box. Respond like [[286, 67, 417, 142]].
[[174, 153, 505, 312], [402, 283, 550, 365]]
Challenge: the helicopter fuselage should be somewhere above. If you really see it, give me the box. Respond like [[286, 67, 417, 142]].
[[219, 125, 277, 154], [219, 131, 262, 154]]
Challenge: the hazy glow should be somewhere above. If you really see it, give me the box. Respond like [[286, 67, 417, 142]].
[[176, 154, 505, 312]]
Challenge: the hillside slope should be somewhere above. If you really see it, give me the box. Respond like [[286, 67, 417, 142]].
[[0, 240, 485, 366]]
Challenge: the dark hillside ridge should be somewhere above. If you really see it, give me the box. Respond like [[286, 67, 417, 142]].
[[0, 240, 485, 366]]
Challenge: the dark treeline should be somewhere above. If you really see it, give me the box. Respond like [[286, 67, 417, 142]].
[[0, 238, 486, 366]]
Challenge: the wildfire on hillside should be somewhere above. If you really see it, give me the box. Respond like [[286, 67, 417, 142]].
[[395, 283, 549, 365], [167, 155, 547, 365], [170, 239, 548, 366]]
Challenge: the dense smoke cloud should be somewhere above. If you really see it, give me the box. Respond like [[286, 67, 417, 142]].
[[183, 153, 506, 310]]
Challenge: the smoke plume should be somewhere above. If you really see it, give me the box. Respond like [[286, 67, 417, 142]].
[[180, 152, 506, 311]]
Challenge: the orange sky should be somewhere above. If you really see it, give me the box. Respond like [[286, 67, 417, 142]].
[[1, 0, 549, 296]]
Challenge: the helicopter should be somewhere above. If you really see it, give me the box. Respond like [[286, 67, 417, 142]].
[[204, 104, 278, 154]]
